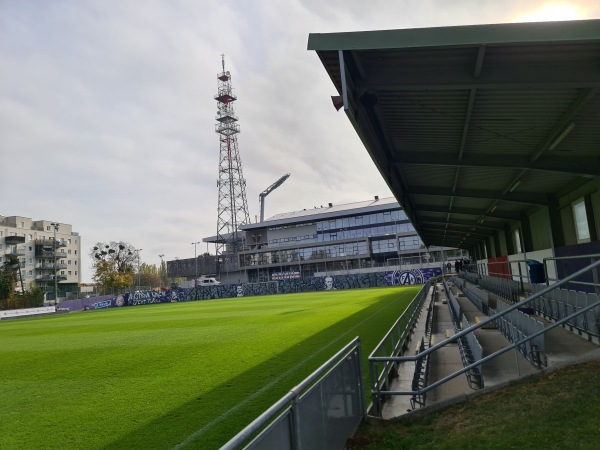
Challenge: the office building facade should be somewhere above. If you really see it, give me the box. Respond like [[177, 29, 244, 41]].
[[233, 197, 462, 283]]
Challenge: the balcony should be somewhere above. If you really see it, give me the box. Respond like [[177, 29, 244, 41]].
[[5, 236, 25, 245], [36, 250, 68, 259], [35, 274, 67, 283], [35, 239, 67, 248], [5, 249, 26, 257], [35, 263, 67, 270]]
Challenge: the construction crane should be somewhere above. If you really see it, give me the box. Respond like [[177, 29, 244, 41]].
[[259, 173, 290, 222]]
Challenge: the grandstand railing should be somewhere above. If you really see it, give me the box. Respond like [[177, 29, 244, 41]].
[[541, 253, 600, 293], [368, 259, 600, 418], [368, 281, 434, 416], [220, 337, 365, 450]]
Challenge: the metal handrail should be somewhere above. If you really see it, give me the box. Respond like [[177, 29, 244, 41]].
[[370, 281, 432, 356], [542, 253, 600, 290], [368, 282, 432, 398], [368, 259, 600, 406]]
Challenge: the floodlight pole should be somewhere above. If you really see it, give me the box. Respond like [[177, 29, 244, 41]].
[[136, 249, 143, 288], [159, 254, 166, 284], [259, 173, 290, 222], [191, 242, 200, 284]]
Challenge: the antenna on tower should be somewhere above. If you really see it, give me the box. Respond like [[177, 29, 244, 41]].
[[214, 55, 250, 277]]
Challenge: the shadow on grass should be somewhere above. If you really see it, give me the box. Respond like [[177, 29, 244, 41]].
[[104, 288, 419, 450]]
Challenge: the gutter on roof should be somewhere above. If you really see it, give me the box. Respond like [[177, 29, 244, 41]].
[[307, 19, 600, 51]]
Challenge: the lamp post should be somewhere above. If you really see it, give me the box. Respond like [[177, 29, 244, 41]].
[[51, 222, 59, 305], [191, 242, 200, 283], [136, 249, 142, 288], [159, 254, 165, 285], [252, 234, 261, 282]]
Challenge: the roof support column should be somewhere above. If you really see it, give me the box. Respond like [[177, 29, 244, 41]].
[[504, 225, 515, 255], [493, 232, 502, 258], [520, 213, 534, 253], [547, 195, 565, 248]]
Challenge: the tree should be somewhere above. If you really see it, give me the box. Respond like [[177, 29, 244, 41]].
[[0, 256, 19, 307], [138, 263, 162, 288], [90, 242, 137, 291]]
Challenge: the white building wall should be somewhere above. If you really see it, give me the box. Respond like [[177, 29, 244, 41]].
[[0, 216, 82, 292]]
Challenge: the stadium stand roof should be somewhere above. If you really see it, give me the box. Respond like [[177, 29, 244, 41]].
[[240, 196, 399, 230], [308, 19, 600, 251]]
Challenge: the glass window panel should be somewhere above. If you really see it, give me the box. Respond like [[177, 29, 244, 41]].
[[573, 200, 590, 242]]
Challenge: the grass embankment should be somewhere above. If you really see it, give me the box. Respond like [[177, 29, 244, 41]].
[[348, 359, 600, 449], [0, 286, 420, 449]]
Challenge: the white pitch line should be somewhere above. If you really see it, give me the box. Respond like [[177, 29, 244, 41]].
[[172, 296, 405, 449]]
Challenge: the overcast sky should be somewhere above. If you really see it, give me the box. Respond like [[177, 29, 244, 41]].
[[2, 1, 599, 283]]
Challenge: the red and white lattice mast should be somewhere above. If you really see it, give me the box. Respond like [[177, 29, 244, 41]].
[[214, 55, 250, 274]]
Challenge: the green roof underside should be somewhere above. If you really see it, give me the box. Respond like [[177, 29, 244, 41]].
[[308, 19, 600, 251]]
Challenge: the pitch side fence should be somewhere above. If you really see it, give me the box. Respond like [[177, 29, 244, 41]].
[[368, 281, 434, 416], [220, 337, 365, 450]]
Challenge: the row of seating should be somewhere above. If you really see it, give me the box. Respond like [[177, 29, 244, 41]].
[[529, 284, 600, 340], [410, 290, 436, 409], [460, 270, 480, 285], [453, 276, 490, 315], [479, 274, 520, 303], [493, 299, 547, 368], [443, 280, 484, 389]]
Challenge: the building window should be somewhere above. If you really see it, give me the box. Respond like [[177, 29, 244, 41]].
[[573, 199, 590, 243], [514, 229, 522, 253]]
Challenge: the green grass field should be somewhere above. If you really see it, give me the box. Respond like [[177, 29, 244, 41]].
[[0, 286, 420, 449]]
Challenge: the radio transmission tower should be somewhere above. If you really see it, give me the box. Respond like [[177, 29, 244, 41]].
[[214, 55, 250, 274]]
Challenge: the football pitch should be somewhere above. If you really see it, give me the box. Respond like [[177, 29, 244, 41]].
[[0, 286, 420, 449]]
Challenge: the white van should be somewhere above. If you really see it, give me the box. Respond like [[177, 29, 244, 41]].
[[197, 277, 221, 286]]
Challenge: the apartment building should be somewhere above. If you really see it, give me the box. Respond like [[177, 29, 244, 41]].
[[0, 215, 81, 300]]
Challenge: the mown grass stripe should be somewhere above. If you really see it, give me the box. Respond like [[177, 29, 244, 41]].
[[172, 288, 410, 448]]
